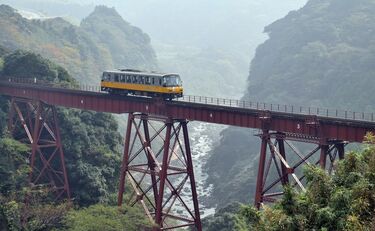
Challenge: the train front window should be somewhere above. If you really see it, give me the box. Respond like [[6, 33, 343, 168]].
[[176, 76, 182, 86], [102, 73, 111, 81], [164, 75, 182, 87]]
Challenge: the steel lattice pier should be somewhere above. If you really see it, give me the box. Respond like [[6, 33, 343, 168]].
[[8, 97, 70, 201], [254, 131, 346, 208], [117, 113, 202, 231]]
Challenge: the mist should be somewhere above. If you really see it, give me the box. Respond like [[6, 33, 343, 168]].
[[0, 0, 307, 97]]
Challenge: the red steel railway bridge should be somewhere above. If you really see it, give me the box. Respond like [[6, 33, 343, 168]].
[[1, 78, 375, 230]]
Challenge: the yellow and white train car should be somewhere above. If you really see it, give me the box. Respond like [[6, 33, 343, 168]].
[[100, 69, 183, 99]]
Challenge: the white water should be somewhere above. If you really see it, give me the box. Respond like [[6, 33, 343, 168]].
[[174, 122, 227, 218], [189, 122, 216, 217]]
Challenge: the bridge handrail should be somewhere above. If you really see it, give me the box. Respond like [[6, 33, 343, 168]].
[[2, 77, 374, 122], [177, 95, 375, 122], [3, 77, 102, 92]]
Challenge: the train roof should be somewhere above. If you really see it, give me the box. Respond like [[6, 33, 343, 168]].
[[103, 69, 180, 77]]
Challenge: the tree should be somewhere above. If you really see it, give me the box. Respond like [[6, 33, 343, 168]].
[[62, 204, 153, 231], [0, 49, 123, 206], [0, 138, 29, 196], [2, 50, 75, 85], [235, 133, 375, 231], [202, 202, 242, 231]]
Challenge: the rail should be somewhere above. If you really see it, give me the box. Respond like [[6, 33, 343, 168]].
[[176, 95, 375, 122], [2, 77, 375, 122]]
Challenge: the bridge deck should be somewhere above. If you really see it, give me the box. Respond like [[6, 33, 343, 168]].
[[1, 80, 374, 143]]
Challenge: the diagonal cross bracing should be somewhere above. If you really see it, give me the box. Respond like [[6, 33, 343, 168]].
[[8, 98, 70, 202], [117, 113, 202, 231]]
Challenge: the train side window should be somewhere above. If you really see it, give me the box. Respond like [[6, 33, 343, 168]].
[[162, 77, 167, 86], [159, 79, 162, 85], [140, 76, 145, 84], [120, 75, 125, 82], [107, 74, 111, 81], [145, 76, 150, 84], [115, 74, 119, 82], [152, 77, 155, 85], [132, 75, 137, 83], [126, 75, 131, 83]]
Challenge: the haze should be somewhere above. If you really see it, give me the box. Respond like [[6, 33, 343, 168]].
[[0, 0, 307, 98]]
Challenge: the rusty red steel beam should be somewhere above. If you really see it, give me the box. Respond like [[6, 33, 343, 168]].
[[8, 98, 71, 202], [1, 82, 375, 143]]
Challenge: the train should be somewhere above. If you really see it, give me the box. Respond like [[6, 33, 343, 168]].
[[100, 69, 183, 99]]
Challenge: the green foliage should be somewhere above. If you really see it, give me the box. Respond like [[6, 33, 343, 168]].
[[0, 48, 123, 206], [234, 205, 260, 231], [0, 45, 9, 57], [304, 166, 333, 206], [204, 128, 255, 207], [0, 4, 157, 84], [0, 191, 70, 231], [0, 133, 69, 231], [232, 133, 375, 231], [0, 166, 71, 231], [202, 202, 242, 231], [2, 50, 77, 87], [80, 6, 157, 72], [0, 49, 125, 228], [0, 138, 30, 196], [0, 57, 4, 72], [0, 4, 158, 230], [206, 0, 375, 209], [62, 204, 153, 231], [58, 109, 122, 206], [1, 200, 21, 231]]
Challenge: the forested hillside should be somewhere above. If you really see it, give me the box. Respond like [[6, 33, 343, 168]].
[[203, 134, 375, 230], [0, 48, 152, 230], [206, 0, 375, 209], [0, 4, 157, 83], [0, 4, 158, 229]]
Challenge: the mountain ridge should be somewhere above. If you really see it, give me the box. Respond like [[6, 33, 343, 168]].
[[0, 4, 157, 83]]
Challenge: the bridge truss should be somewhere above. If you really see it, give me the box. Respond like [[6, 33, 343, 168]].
[[254, 130, 346, 208], [117, 113, 201, 230], [8, 97, 70, 201], [2, 79, 375, 231]]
